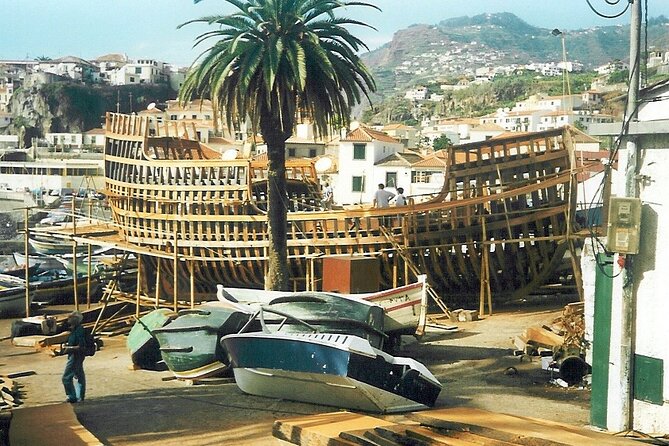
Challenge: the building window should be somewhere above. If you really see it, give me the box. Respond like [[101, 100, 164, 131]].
[[385, 172, 397, 188], [352, 175, 365, 192], [353, 143, 366, 160], [135, 67, 142, 74], [288, 148, 296, 157], [309, 149, 317, 158]]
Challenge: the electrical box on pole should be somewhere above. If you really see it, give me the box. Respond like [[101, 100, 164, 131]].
[[606, 197, 641, 254]]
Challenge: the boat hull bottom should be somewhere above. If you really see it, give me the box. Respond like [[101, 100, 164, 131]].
[[232, 367, 430, 414]]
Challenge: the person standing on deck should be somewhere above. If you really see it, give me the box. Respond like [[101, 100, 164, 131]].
[[373, 183, 395, 226], [373, 183, 395, 208], [322, 182, 334, 210], [59, 311, 86, 403], [394, 187, 406, 206]]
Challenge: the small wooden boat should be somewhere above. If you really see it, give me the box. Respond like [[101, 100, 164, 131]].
[[126, 308, 176, 369], [217, 275, 427, 339], [28, 236, 89, 256], [222, 314, 441, 413], [152, 302, 252, 379], [12, 252, 63, 271], [32, 270, 102, 305], [1, 264, 41, 279], [0, 277, 31, 318]]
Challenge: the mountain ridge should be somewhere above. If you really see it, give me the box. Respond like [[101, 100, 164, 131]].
[[361, 12, 669, 98]]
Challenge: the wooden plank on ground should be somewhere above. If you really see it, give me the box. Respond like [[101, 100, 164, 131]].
[[405, 426, 519, 446], [273, 411, 396, 446], [523, 326, 564, 349], [377, 424, 482, 446], [9, 403, 103, 446], [409, 408, 640, 446]]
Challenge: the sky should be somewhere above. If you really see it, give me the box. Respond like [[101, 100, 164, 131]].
[[2, 0, 669, 67]]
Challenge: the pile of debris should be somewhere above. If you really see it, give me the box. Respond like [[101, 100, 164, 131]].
[[513, 302, 588, 386], [0, 372, 25, 445], [0, 374, 22, 411], [9, 302, 138, 354]]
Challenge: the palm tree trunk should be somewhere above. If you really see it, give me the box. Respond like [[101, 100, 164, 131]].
[[261, 123, 290, 291]]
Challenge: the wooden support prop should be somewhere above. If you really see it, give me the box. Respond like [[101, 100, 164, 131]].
[[173, 226, 178, 313], [87, 200, 93, 309], [135, 253, 142, 318], [72, 198, 79, 311], [189, 247, 195, 309], [568, 238, 584, 302], [155, 259, 161, 307], [24, 208, 30, 318]]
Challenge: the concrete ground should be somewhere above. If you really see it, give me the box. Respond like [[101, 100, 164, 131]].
[[0, 299, 590, 446]]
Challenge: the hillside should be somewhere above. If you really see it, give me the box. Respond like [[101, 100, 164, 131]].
[[8, 82, 173, 148], [362, 12, 669, 98]]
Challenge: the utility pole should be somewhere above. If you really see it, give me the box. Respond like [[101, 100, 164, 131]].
[[618, 0, 642, 432]]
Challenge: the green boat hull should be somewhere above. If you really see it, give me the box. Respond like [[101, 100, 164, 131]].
[[127, 308, 175, 368], [153, 303, 251, 379]]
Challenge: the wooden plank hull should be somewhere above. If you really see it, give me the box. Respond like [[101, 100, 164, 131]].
[[104, 113, 577, 303]]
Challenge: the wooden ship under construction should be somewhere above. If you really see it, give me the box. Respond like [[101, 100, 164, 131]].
[[103, 112, 580, 304]]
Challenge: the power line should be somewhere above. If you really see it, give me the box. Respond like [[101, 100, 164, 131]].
[[585, 0, 632, 19]]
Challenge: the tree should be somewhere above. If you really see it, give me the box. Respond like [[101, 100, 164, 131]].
[[433, 134, 453, 151], [179, 0, 377, 290]]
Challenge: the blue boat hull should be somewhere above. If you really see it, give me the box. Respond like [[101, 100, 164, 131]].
[[222, 332, 441, 413]]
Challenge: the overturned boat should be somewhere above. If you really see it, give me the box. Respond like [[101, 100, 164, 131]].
[[104, 112, 578, 302], [127, 308, 175, 369], [152, 302, 252, 379]]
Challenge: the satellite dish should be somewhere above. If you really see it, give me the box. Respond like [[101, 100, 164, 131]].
[[315, 157, 333, 173], [147, 102, 156, 110], [222, 149, 239, 161]]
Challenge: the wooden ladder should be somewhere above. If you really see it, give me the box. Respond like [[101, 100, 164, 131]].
[[379, 226, 450, 318]]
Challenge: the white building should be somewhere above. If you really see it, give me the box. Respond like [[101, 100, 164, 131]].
[[36, 56, 99, 82], [0, 80, 14, 112], [588, 77, 669, 434], [0, 112, 11, 129], [334, 125, 404, 205], [94, 53, 129, 84], [404, 86, 428, 101], [110, 59, 168, 85]]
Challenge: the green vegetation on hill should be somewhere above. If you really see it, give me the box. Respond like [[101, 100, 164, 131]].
[[363, 72, 599, 126], [361, 12, 669, 102], [9, 82, 174, 145]]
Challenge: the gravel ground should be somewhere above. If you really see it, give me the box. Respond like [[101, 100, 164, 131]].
[[0, 299, 589, 445]]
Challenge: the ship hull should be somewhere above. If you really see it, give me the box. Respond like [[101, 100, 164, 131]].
[[104, 113, 577, 303]]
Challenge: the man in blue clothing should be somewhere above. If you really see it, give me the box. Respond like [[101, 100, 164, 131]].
[[59, 311, 86, 403]]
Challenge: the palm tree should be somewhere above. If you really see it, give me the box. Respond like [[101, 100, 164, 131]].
[[179, 0, 377, 290]]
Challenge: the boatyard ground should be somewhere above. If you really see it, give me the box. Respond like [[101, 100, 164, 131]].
[[0, 297, 590, 446]]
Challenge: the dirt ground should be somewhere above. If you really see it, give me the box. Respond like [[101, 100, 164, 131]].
[[0, 298, 590, 446]]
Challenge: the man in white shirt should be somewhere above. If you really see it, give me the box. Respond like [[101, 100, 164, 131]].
[[373, 183, 395, 226], [373, 183, 395, 208]]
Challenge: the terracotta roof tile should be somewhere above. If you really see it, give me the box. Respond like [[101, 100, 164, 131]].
[[343, 126, 401, 144]]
